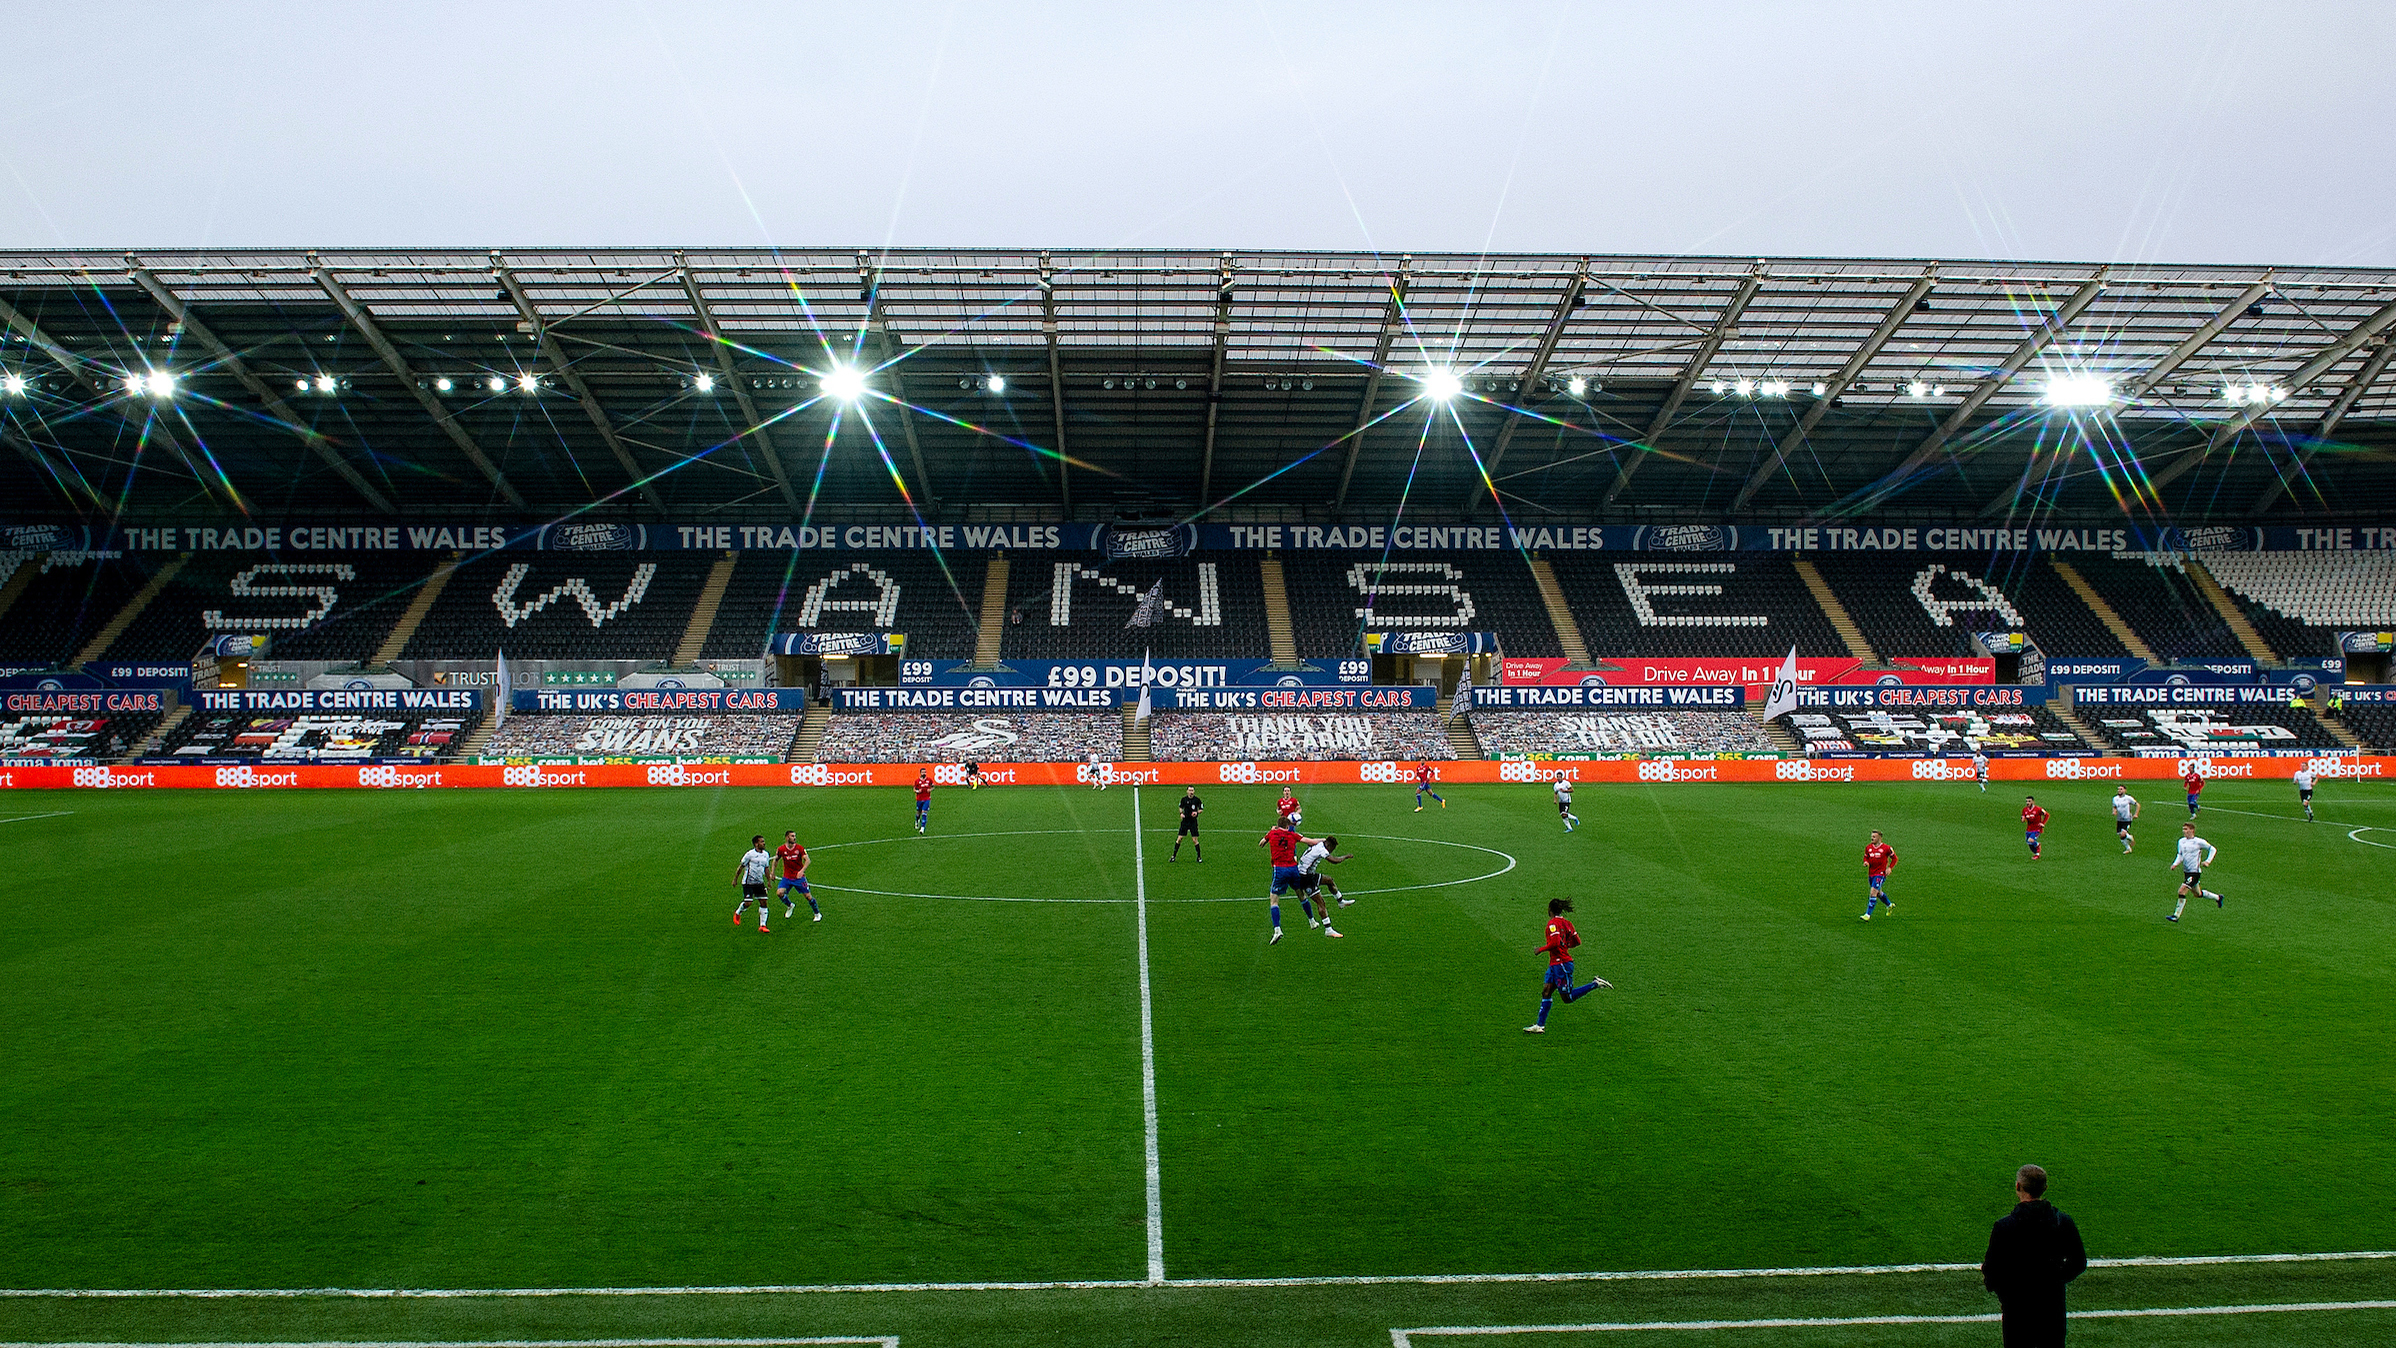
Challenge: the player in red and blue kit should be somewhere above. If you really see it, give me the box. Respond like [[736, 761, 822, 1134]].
[[2022, 796, 2049, 859], [1259, 820, 1320, 946], [1414, 760, 1445, 812], [776, 830, 819, 923], [1526, 898, 1610, 1033], [1861, 830, 1897, 920], [2182, 765, 2205, 817], [914, 770, 933, 834]]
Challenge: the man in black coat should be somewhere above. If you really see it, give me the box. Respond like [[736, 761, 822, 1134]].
[[1982, 1164, 2089, 1346]]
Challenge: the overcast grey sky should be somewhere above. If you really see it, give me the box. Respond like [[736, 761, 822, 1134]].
[[3, 0, 2389, 264]]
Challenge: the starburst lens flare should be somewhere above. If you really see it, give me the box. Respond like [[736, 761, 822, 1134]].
[[693, 373, 715, 394], [1, 373, 24, 396], [821, 365, 867, 402], [2040, 375, 2113, 408], [986, 374, 1006, 394], [130, 370, 176, 398], [1423, 368, 1463, 401]]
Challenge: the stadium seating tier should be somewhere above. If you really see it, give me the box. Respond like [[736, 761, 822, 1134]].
[[706, 550, 988, 662], [1003, 553, 1267, 661], [1281, 551, 1557, 658], [1547, 553, 1844, 659], [399, 553, 711, 662]]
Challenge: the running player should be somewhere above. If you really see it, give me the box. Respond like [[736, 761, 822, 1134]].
[[1552, 775, 1579, 833], [965, 761, 983, 789], [2293, 765, 2317, 822], [1972, 750, 1990, 793], [1861, 830, 1897, 920], [1276, 785, 1302, 829], [1297, 833, 1353, 936], [1088, 747, 1110, 790], [2182, 764, 2205, 817], [1171, 785, 1204, 862], [776, 830, 820, 923], [2167, 823, 2224, 922], [1414, 761, 1446, 812], [2022, 795, 2049, 860], [914, 769, 934, 833], [1259, 817, 1319, 945], [732, 835, 774, 933], [2111, 787, 2140, 853], [1525, 898, 1610, 1033]]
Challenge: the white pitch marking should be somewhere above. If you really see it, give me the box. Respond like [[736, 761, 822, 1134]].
[[2181, 804, 2396, 851], [8, 1250, 2387, 1298], [1388, 1299, 2396, 1343], [0, 811, 74, 824], [1133, 787, 1165, 1285], [0, 1341, 898, 1348], [1146, 832, 1517, 902], [2350, 828, 2396, 850]]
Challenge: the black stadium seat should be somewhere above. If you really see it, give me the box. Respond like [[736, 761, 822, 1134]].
[[1808, 553, 2124, 660], [705, 550, 989, 662], [1281, 551, 1557, 658], [1003, 552, 1266, 660], [0, 554, 151, 670], [399, 553, 711, 662], [1548, 553, 1843, 659], [98, 554, 443, 664]]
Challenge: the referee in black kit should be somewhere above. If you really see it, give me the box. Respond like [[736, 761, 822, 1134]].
[[1981, 1164, 2088, 1346]]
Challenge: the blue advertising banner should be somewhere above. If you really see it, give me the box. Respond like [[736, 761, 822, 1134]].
[[773, 632, 908, 656], [2072, 685, 2317, 706], [897, 658, 1372, 688], [2042, 658, 2146, 682], [196, 688, 483, 712], [1157, 686, 1438, 711], [515, 689, 805, 713], [2335, 685, 2396, 703], [2340, 631, 2394, 654], [1786, 684, 2051, 710], [1470, 685, 1747, 710], [1364, 631, 1502, 656], [833, 686, 1122, 711]]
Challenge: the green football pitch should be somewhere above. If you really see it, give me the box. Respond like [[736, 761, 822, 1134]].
[[4, 778, 2393, 1345]]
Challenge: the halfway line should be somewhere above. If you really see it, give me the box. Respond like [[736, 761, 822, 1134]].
[[0, 812, 74, 824], [1132, 786, 1164, 1285]]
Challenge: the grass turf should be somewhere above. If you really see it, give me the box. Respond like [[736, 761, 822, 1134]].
[[2, 777, 2392, 1344]]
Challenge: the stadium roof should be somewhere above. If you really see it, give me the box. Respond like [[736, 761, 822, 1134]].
[[1, 248, 2391, 528]]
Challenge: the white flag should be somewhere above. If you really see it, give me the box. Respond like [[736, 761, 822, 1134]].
[[1134, 647, 1154, 723], [1761, 645, 1801, 721], [1449, 659, 1474, 721], [1128, 579, 1165, 628], [493, 650, 509, 735]]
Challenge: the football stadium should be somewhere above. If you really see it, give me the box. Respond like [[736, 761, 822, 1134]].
[[5, 10, 2395, 1348]]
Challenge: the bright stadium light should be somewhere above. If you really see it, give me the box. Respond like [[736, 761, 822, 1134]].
[[821, 364, 868, 401], [517, 373, 539, 395], [1565, 375, 1587, 397], [1709, 380, 1726, 395], [294, 378, 310, 392], [2040, 374, 2114, 408], [1735, 379, 1754, 397], [314, 373, 339, 395], [1422, 368, 1462, 401], [1762, 379, 1790, 397], [1907, 381, 1928, 399], [986, 374, 1006, 394], [1810, 381, 1828, 397], [433, 376, 453, 393], [487, 375, 507, 393], [141, 369, 176, 398], [693, 372, 715, 393], [1, 372, 24, 396]]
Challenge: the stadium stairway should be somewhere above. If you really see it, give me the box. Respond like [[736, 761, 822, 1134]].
[[788, 701, 829, 763], [1438, 693, 1482, 758], [1525, 558, 1592, 667], [1791, 557, 1880, 665], [1121, 705, 1152, 761], [2186, 559, 2278, 665], [125, 704, 189, 762], [370, 554, 460, 666], [0, 551, 43, 624], [2048, 558, 2159, 665], [1259, 554, 1299, 664], [72, 554, 189, 665], [973, 555, 1008, 666], [1757, 710, 1803, 757], [2048, 694, 2106, 750], [2310, 696, 2366, 751], [454, 717, 498, 761], [673, 551, 740, 666]]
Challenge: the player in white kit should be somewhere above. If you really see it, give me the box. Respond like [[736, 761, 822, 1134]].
[[2111, 787, 2140, 853], [1552, 776, 1579, 832], [1296, 835, 1352, 936], [2293, 766, 2318, 822], [732, 835, 775, 933], [2167, 823, 2223, 922], [1088, 747, 1110, 790], [1971, 751, 1989, 792]]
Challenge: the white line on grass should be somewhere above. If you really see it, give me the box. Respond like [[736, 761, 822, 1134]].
[[2350, 828, 2395, 850], [800, 832, 1516, 905], [1388, 1299, 2396, 1342], [8, 1250, 2387, 1298], [2182, 805, 2396, 851], [0, 1341, 898, 1348], [0, 811, 74, 824], [1133, 787, 1165, 1285]]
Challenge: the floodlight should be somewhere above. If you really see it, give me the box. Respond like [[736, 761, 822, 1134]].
[[1907, 381, 1928, 399], [1810, 382, 1827, 397], [1566, 375, 1587, 397], [1735, 379, 1754, 397], [1709, 380, 1726, 395], [2246, 382, 2268, 404], [519, 373, 541, 395], [1423, 368, 1463, 401], [821, 364, 867, 401], [142, 370, 176, 398], [294, 379, 309, 392], [1931, 385, 1945, 398], [434, 376, 453, 393], [314, 373, 338, 394], [1763, 379, 1790, 397], [986, 374, 1006, 393], [693, 372, 715, 393], [2040, 375, 2113, 408], [487, 375, 507, 393], [1, 372, 24, 396]]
